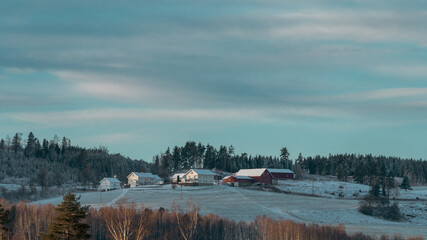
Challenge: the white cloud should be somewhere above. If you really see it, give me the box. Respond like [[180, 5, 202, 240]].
[[55, 71, 155, 101]]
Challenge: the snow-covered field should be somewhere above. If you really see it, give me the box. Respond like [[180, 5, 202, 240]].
[[33, 184, 427, 238], [276, 179, 370, 199], [275, 180, 427, 200]]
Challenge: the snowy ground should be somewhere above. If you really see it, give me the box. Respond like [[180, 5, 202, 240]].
[[0, 183, 22, 191], [33, 184, 427, 238], [275, 180, 427, 200]]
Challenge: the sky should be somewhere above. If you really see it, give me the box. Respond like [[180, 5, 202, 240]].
[[1, 0, 427, 161]]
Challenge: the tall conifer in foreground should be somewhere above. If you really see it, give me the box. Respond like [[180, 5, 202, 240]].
[[0, 203, 12, 240], [41, 192, 90, 240]]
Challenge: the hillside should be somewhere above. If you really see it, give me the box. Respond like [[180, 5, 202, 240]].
[[0, 133, 150, 191]]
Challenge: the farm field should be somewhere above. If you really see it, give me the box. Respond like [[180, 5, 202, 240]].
[[34, 184, 427, 238]]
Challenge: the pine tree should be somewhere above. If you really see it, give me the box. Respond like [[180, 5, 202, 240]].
[[159, 148, 172, 180], [172, 146, 181, 172], [41, 192, 90, 240], [0, 139, 5, 152], [0, 203, 11, 239], [24, 132, 36, 157], [11, 133, 22, 154], [203, 145, 216, 169], [400, 176, 411, 190], [280, 147, 290, 169]]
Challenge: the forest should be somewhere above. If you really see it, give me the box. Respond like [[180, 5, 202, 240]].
[[152, 142, 427, 185], [1, 133, 426, 192], [0, 133, 149, 189], [0, 196, 423, 240]]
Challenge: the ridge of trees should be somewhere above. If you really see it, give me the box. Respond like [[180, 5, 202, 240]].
[[1, 134, 426, 189], [153, 142, 427, 185], [0, 132, 150, 189]]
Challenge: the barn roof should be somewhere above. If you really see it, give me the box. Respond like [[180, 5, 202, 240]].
[[225, 175, 253, 180], [188, 169, 215, 176], [267, 169, 294, 174], [235, 168, 268, 177], [100, 177, 121, 183]]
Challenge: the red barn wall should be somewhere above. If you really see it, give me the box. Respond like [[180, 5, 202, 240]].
[[271, 172, 294, 179], [252, 170, 272, 184]]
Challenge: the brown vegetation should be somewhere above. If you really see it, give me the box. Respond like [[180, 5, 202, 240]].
[[0, 198, 424, 240]]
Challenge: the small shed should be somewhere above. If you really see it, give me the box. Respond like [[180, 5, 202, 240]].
[[234, 168, 273, 185], [267, 169, 295, 180], [222, 175, 254, 187], [99, 177, 121, 191]]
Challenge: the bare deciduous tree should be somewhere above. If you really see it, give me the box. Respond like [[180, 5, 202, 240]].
[[172, 201, 199, 240], [101, 202, 147, 240]]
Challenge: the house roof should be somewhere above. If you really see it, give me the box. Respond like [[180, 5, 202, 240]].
[[171, 173, 186, 179], [235, 168, 268, 177], [100, 177, 121, 183], [130, 172, 161, 180], [267, 169, 294, 174], [187, 169, 215, 176]]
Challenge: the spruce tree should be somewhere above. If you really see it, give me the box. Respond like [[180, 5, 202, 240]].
[[11, 133, 22, 154], [400, 176, 411, 190], [172, 146, 181, 172], [41, 192, 90, 240], [24, 132, 36, 157]]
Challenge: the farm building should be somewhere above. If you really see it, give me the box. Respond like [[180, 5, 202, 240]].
[[127, 172, 162, 187], [222, 175, 254, 187], [99, 177, 121, 191], [234, 168, 273, 185], [185, 169, 215, 185], [267, 169, 295, 180], [171, 173, 186, 183]]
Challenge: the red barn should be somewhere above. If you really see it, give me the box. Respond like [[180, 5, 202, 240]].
[[222, 175, 254, 187], [267, 169, 295, 180], [235, 168, 273, 185]]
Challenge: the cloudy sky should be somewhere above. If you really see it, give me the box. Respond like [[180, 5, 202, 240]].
[[1, 0, 427, 161]]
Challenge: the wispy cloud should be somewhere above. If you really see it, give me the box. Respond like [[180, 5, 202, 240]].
[[329, 88, 427, 102], [376, 65, 427, 79], [84, 132, 138, 145], [4, 105, 342, 127]]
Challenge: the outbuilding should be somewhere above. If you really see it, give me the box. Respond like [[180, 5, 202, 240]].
[[267, 169, 295, 180], [222, 175, 254, 187], [234, 168, 273, 185], [99, 177, 121, 191]]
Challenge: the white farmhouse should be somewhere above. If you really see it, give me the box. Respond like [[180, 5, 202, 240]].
[[99, 177, 121, 191], [185, 169, 215, 185], [127, 172, 162, 187]]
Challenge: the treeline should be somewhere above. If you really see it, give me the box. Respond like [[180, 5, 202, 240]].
[[151, 141, 293, 180], [152, 142, 427, 185], [0, 198, 423, 240], [300, 154, 427, 185], [0, 132, 149, 188]]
